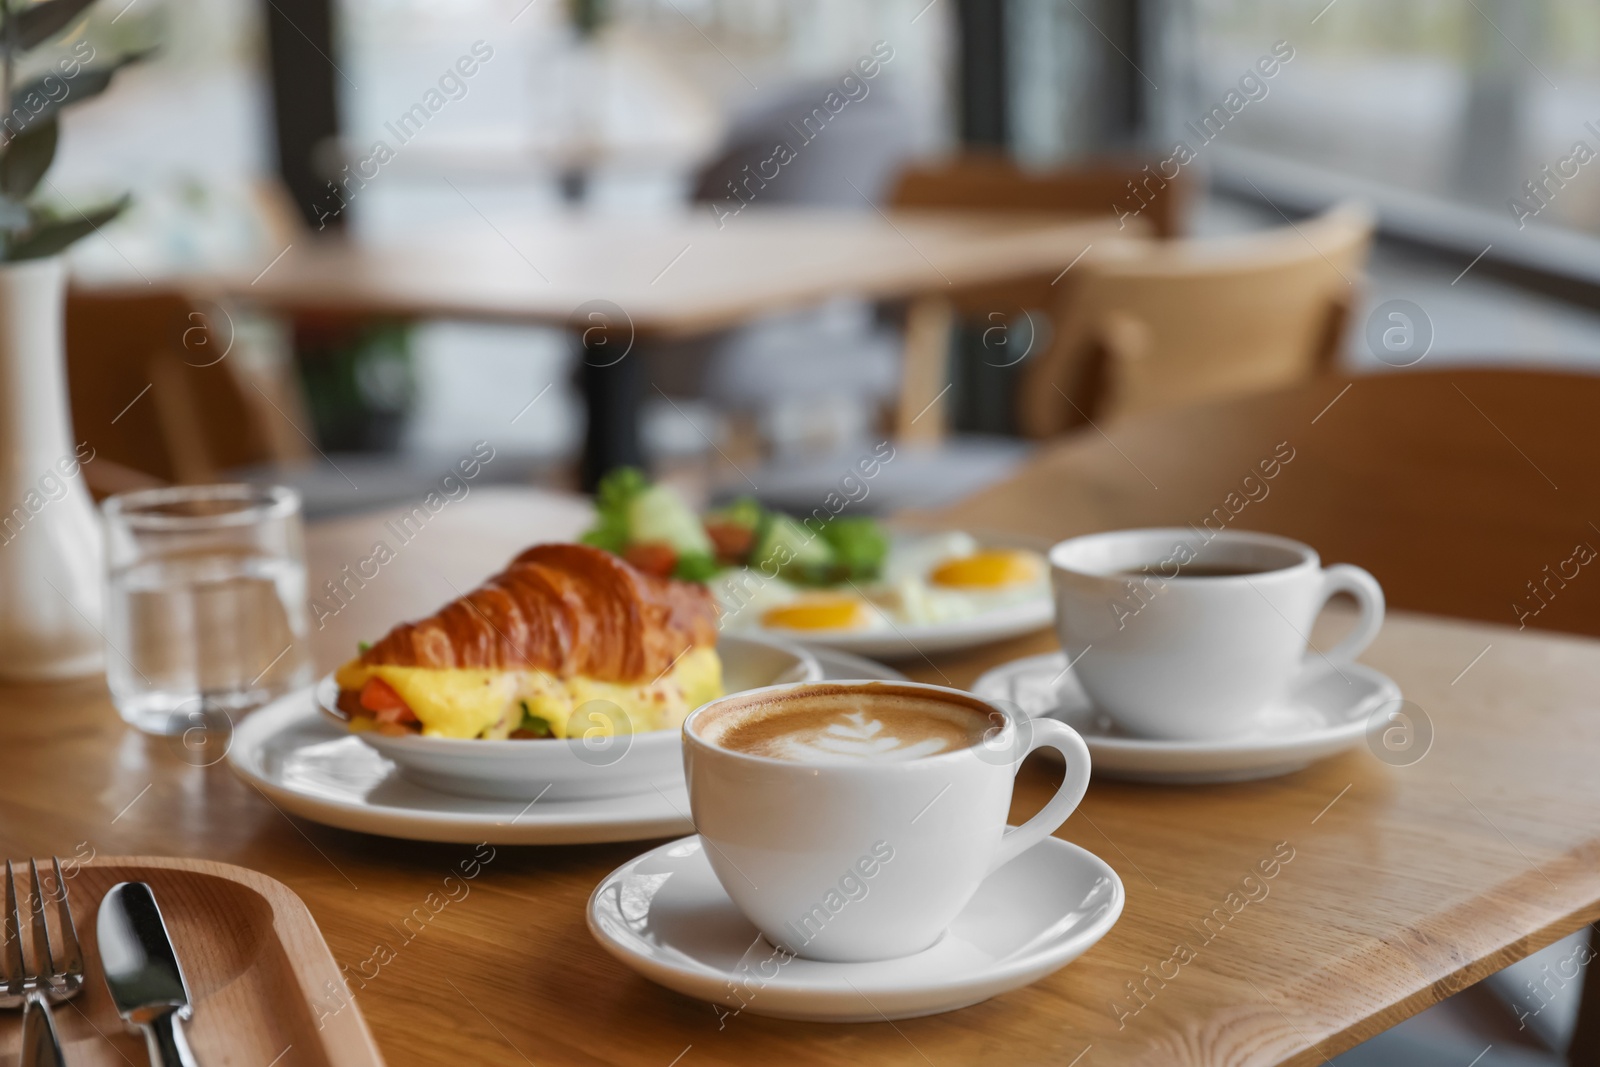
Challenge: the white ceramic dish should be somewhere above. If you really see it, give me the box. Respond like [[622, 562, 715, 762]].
[[798, 644, 908, 682], [588, 833, 1123, 1021], [972, 651, 1402, 784], [226, 645, 903, 845], [317, 634, 821, 801]]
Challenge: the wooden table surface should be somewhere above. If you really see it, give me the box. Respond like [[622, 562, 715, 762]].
[[2, 486, 1598, 1066], [194, 208, 1119, 338]]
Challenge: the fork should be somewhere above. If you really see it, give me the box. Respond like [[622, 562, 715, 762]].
[[2, 858, 84, 1064]]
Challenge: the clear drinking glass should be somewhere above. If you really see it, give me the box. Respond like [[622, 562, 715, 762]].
[[102, 484, 311, 735]]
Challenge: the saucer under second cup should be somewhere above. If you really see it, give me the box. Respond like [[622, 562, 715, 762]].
[[972, 652, 1402, 784]]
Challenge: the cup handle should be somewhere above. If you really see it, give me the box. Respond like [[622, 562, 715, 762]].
[[986, 717, 1092, 876], [1316, 564, 1386, 665]]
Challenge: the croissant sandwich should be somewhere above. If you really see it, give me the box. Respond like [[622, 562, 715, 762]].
[[335, 542, 722, 739]]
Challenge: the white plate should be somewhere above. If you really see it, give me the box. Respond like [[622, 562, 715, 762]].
[[227, 646, 904, 845], [588, 833, 1123, 1022], [972, 652, 1402, 784], [763, 598, 1053, 660], [319, 634, 821, 801], [229, 693, 697, 844]]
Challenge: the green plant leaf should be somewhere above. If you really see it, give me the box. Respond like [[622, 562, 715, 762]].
[[13, 0, 99, 51], [5, 194, 128, 260], [4, 50, 153, 138], [0, 117, 56, 199]]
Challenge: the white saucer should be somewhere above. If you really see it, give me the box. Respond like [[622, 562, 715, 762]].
[[228, 647, 905, 845], [588, 834, 1123, 1022], [972, 652, 1402, 784]]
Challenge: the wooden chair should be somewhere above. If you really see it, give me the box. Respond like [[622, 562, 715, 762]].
[[922, 366, 1600, 640], [884, 154, 1173, 443], [1017, 202, 1374, 437], [65, 289, 300, 493], [889, 153, 1191, 239]]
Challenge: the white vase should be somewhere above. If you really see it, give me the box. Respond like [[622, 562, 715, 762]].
[[0, 257, 105, 680]]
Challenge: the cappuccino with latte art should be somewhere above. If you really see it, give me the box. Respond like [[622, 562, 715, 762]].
[[683, 679, 1093, 962], [698, 689, 991, 763]]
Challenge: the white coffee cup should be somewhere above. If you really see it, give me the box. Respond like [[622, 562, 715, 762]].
[[1049, 528, 1384, 740], [682, 680, 1092, 963]]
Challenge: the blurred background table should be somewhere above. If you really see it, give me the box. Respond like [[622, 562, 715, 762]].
[[176, 208, 1125, 489], [205, 209, 1116, 334]]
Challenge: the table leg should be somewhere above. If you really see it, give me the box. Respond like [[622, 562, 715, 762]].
[[578, 327, 644, 492], [895, 296, 955, 446], [1570, 936, 1600, 1065]]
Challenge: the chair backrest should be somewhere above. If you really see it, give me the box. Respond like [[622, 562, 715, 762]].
[[1017, 201, 1374, 437], [922, 367, 1600, 638], [66, 289, 278, 486], [884, 154, 1171, 440], [889, 153, 1191, 239]]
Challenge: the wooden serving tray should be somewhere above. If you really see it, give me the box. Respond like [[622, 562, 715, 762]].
[[0, 856, 384, 1066]]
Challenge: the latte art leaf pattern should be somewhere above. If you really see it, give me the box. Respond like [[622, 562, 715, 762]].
[[773, 711, 953, 763], [706, 689, 989, 763]]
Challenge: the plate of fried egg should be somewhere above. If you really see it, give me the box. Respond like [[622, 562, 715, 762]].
[[581, 470, 1054, 659], [713, 529, 1053, 657]]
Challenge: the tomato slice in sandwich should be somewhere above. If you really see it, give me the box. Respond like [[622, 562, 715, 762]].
[[358, 677, 418, 724]]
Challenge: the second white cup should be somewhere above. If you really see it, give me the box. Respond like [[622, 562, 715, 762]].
[[1049, 528, 1384, 740]]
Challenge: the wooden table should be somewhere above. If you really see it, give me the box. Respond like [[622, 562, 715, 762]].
[[3, 485, 1598, 1066], [198, 208, 1122, 486]]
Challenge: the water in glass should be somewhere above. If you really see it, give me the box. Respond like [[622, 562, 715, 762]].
[[101, 484, 310, 736], [106, 551, 309, 732]]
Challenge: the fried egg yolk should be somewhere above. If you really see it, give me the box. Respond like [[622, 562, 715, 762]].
[[760, 594, 872, 631], [929, 549, 1042, 590]]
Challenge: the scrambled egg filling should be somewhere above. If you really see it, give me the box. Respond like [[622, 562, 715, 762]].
[[335, 646, 723, 740]]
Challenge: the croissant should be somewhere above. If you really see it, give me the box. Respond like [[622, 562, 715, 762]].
[[337, 543, 722, 740], [360, 542, 718, 680]]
